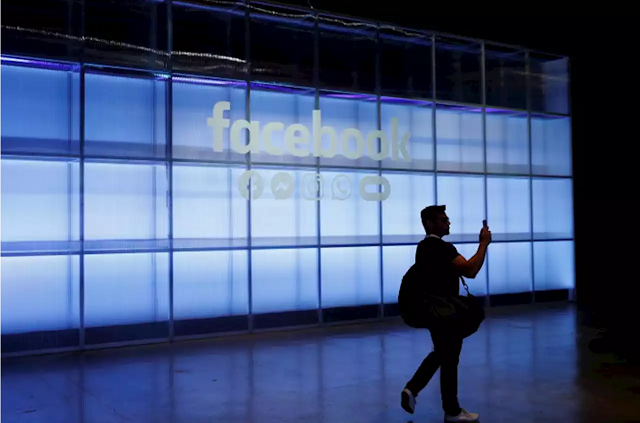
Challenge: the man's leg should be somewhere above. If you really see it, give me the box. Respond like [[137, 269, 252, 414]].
[[436, 333, 463, 416], [401, 333, 441, 414]]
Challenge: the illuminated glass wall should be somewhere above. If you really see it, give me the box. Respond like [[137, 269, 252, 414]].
[[0, 1, 573, 354]]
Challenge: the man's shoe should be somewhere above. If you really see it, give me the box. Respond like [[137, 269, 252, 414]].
[[444, 408, 479, 422], [401, 388, 416, 414]]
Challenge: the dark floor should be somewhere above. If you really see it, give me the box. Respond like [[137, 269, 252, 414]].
[[2, 303, 639, 423]]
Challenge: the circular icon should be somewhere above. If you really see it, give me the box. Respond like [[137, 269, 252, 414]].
[[237, 170, 264, 200], [302, 173, 323, 200], [271, 172, 295, 200], [331, 174, 352, 201]]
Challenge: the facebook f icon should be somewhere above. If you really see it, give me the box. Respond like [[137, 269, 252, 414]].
[[238, 170, 264, 200]]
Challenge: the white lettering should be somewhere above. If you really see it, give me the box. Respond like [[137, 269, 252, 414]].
[[285, 124, 311, 157], [263, 122, 284, 155], [207, 101, 230, 152], [209, 101, 411, 161], [230, 119, 259, 154]]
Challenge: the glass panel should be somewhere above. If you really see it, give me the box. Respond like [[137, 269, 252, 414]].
[[382, 245, 415, 303], [381, 172, 435, 244], [1, 256, 79, 334], [84, 0, 168, 69], [171, 3, 247, 79], [1, 159, 79, 243], [84, 162, 168, 242], [487, 176, 531, 242], [321, 247, 380, 308], [488, 242, 532, 295], [251, 248, 318, 314], [532, 178, 573, 240], [531, 115, 571, 176], [84, 71, 167, 158], [250, 168, 318, 247], [485, 46, 526, 110], [1, 64, 80, 155], [320, 170, 380, 245], [172, 164, 248, 249], [436, 174, 485, 242], [250, 9, 315, 86], [317, 95, 378, 168], [486, 111, 529, 174], [534, 241, 575, 291], [454, 243, 487, 296], [84, 253, 169, 327], [380, 28, 432, 99], [434, 37, 481, 104], [435, 105, 483, 173], [173, 250, 248, 319], [380, 100, 433, 170], [530, 54, 570, 115], [172, 79, 247, 161], [249, 86, 316, 166], [318, 19, 377, 93]]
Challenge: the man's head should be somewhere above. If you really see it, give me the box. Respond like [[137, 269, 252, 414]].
[[421, 205, 450, 237]]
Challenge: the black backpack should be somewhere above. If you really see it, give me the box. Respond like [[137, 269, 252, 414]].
[[398, 264, 485, 338]]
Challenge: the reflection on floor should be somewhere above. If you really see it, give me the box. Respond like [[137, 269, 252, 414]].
[[2, 303, 639, 423]]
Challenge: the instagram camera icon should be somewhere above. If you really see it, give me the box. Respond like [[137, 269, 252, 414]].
[[302, 173, 323, 200]]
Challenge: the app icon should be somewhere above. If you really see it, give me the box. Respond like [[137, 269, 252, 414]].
[[331, 174, 352, 201], [271, 172, 295, 200], [302, 173, 323, 200], [237, 170, 264, 200], [358, 175, 391, 201]]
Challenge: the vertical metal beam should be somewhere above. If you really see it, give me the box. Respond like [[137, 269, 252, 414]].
[[313, 10, 322, 325], [526, 49, 536, 303], [166, 0, 175, 341], [245, 1, 254, 332], [431, 34, 438, 202], [480, 41, 490, 308], [78, 0, 86, 350], [566, 55, 576, 302], [375, 23, 384, 318]]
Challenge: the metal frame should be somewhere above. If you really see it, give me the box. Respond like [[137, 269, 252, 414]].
[[0, 0, 574, 355]]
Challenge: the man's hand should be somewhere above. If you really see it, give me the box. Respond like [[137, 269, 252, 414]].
[[479, 223, 492, 245]]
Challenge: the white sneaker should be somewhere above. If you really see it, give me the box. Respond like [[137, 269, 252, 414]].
[[401, 388, 416, 414], [445, 408, 479, 422]]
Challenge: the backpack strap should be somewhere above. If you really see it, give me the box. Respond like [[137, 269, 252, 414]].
[[460, 276, 470, 295]]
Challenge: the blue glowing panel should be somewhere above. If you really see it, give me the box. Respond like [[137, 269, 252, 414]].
[[1, 159, 79, 242], [173, 250, 248, 319], [317, 97, 378, 168], [84, 72, 166, 158], [454, 243, 488, 296], [531, 116, 572, 176], [321, 247, 380, 308], [84, 162, 168, 240], [1, 64, 80, 155], [380, 102, 433, 170], [381, 172, 434, 242], [436, 174, 485, 240], [1, 256, 79, 334], [251, 249, 318, 314], [534, 241, 575, 290], [435, 108, 483, 172], [84, 253, 169, 327], [486, 113, 529, 174], [319, 170, 380, 245], [172, 164, 248, 243], [487, 177, 531, 240], [249, 89, 316, 166], [488, 242, 532, 295], [250, 168, 317, 246], [532, 178, 573, 239], [382, 245, 415, 303], [172, 80, 247, 161]]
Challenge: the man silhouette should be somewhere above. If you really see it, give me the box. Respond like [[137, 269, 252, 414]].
[[400, 205, 491, 422]]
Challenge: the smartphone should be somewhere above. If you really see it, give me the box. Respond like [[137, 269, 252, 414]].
[[482, 219, 487, 227]]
